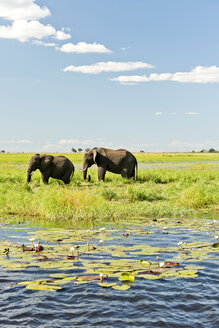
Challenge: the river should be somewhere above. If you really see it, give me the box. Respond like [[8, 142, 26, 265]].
[[0, 218, 218, 328]]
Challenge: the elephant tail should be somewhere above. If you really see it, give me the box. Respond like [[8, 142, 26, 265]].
[[70, 165, 75, 180], [135, 159, 138, 181]]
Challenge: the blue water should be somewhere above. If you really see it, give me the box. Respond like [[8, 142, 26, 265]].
[[0, 222, 218, 328]]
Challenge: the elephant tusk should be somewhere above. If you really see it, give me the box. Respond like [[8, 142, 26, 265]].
[[79, 168, 87, 171]]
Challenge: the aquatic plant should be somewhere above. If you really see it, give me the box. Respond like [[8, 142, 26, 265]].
[[0, 221, 218, 292]]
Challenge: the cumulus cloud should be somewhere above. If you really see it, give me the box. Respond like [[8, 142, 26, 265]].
[[0, 20, 70, 42], [0, 0, 70, 42], [111, 66, 219, 84], [63, 61, 154, 74], [58, 42, 112, 53], [0, 0, 51, 21]]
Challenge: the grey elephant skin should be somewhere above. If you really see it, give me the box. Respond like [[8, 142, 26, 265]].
[[27, 154, 74, 184], [83, 147, 138, 181]]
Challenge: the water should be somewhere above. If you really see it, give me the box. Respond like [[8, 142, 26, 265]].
[[74, 160, 219, 171], [0, 221, 218, 328]]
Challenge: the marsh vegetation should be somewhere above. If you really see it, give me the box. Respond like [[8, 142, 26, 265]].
[[0, 153, 218, 327], [0, 153, 218, 224]]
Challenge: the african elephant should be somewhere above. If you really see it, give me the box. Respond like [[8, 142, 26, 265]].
[[27, 154, 74, 184], [83, 147, 138, 181]]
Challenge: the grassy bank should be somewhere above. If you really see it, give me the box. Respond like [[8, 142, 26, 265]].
[[0, 153, 218, 224]]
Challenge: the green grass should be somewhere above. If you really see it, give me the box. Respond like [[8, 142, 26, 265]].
[[0, 153, 218, 224]]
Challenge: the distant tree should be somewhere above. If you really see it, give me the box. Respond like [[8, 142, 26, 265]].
[[71, 148, 77, 153], [78, 148, 83, 153], [200, 149, 206, 153], [0, 150, 5, 153], [192, 150, 195, 153], [139, 150, 145, 153], [208, 148, 216, 153], [85, 148, 91, 152]]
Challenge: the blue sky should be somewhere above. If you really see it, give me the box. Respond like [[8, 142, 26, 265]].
[[0, 0, 219, 153]]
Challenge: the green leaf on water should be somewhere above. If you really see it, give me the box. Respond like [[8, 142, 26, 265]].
[[140, 260, 151, 266], [25, 282, 62, 291], [98, 282, 117, 288], [49, 273, 68, 278], [119, 272, 135, 282], [139, 274, 161, 280], [176, 269, 198, 278], [112, 284, 131, 291], [184, 265, 205, 270]]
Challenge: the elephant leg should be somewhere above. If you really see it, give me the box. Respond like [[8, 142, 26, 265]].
[[121, 168, 129, 178], [62, 175, 70, 184], [128, 165, 135, 179], [62, 172, 71, 184], [41, 173, 49, 184], [62, 177, 70, 184], [98, 167, 106, 181], [130, 168, 135, 179]]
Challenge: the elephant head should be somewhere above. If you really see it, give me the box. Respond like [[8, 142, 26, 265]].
[[27, 154, 53, 182], [82, 148, 98, 180]]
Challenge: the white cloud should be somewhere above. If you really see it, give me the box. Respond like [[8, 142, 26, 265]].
[[155, 112, 163, 115], [0, 139, 32, 144], [63, 61, 154, 74], [169, 140, 219, 151], [0, 1, 71, 42], [55, 30, 71, 41], [111, 66, 219, 84], [32, 40, 56, 47], [0, 19, 70, 42], [58, 139, 96, 145], [120, 82, 137, 86], [0, 0, 50, 21], [185, 112, 200, 115], [58, 42, 112, 53]]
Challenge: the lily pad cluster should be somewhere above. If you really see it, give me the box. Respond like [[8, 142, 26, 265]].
[[0, 223, 218, 292]]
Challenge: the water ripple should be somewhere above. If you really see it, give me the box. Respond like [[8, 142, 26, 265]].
[[0, 224, 218, 328]]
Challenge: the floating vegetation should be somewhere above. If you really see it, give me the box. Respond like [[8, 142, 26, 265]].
[[0, 221, 218, 292]]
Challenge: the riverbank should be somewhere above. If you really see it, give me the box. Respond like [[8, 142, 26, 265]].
[[0, 153, 218, 224]]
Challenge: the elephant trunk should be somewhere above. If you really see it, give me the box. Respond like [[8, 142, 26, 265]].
[[83, 164, 88, 180], [27, 169, 32, 183], [27, 165, 34, 183]]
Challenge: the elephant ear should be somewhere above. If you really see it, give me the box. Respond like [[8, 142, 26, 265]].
[[93, 148, 106, 165], [40, 155, 53, 171], [92, 149, 99, 165]]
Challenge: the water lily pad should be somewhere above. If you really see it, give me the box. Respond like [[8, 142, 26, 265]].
[[112, 284, 131, 291], [25, 282, 62, 291], [140, 260, 151, 266], [49, 273, 68, 278], [119, 272, 135, 282], [98, 282, 117, 288], [139, 274, 161, 280], [176, 269, 199, 278]]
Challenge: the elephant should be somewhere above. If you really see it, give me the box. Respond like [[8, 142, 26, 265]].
[[27, 154, 74, 184], [82, 147, 138, 181]]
